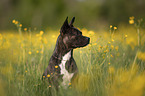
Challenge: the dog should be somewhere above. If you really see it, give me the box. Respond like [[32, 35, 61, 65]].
[[42, 17, 90, 89]]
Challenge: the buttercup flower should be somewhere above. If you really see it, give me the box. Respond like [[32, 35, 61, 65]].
[[40, 31, 44, 35], [114, 27, 117, 30], [129, 16, 135, 24], [28, 51, 32, 55], [19, 24, 22, 27], [110, 25, 112, 28], [12, 20, 16, 23], [47, 74, 50, 77], [55, 66, 58, 68], [24, 28, 27, 31]]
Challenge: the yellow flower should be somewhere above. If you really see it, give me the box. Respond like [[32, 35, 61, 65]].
[[47, 74, 50, 77], [40, 31, 44, 35], [129, 19, 134, 24], [108, 63, 110, 65], [36, 50, 39, 53], [80, 51, 82, 54], [125, 35, 128, 38], [129, 16, 135, 20], [111, 39, 114, 42], [129, 16, 135, 24], [69, 83, 71, 85], [24, 28, 27, 31], [28, 51, 32, 55], [111, 54, 113, 57], [15, 21, 18, 24], [114, 26, 117, 30], [12, 20, 16, 23], [43, 76, 45, 78], [110, 25, 112, 28], [25, 70, 27, 73], [55, 66, 58, 68], [108, 42, 111, 44], [19, 24, 22, 27]]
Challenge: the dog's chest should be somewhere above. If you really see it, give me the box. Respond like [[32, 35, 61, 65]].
[[59, 51, 74, 87]]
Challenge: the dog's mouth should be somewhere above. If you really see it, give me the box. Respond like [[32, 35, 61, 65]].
[[81, 38, 90, 47]]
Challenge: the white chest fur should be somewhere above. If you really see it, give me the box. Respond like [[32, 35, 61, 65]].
[[59, 51, 74, 88]]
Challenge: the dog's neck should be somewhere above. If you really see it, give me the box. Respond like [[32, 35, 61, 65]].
[[52, 35, 73, 60]]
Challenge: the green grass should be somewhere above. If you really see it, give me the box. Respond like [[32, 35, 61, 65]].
[[0, 21, 145, 96]]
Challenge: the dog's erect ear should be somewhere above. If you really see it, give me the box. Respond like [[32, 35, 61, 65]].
[[60, 17, 70, 35], [69, 17, 75, 27]]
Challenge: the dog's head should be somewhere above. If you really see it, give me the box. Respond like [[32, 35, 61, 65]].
[[60, 17, 90, 49]]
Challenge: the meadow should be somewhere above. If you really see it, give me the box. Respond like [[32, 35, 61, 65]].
[[0, 17, 145, 96]]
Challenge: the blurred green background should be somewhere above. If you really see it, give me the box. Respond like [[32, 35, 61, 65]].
[[0, 0, 145, 30]]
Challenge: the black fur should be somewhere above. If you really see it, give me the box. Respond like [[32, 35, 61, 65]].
[[42, 17, 90, 89]]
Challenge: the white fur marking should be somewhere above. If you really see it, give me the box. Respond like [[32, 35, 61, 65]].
[[59, 51, 74, 88]]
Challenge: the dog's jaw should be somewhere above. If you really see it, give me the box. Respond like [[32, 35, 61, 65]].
[[59, 51, 74, 88]]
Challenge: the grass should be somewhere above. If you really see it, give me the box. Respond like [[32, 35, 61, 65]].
[[0, 18, 145, 96]]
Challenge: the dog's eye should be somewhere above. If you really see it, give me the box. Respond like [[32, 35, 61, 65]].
[[73, 32, 78, 35]]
